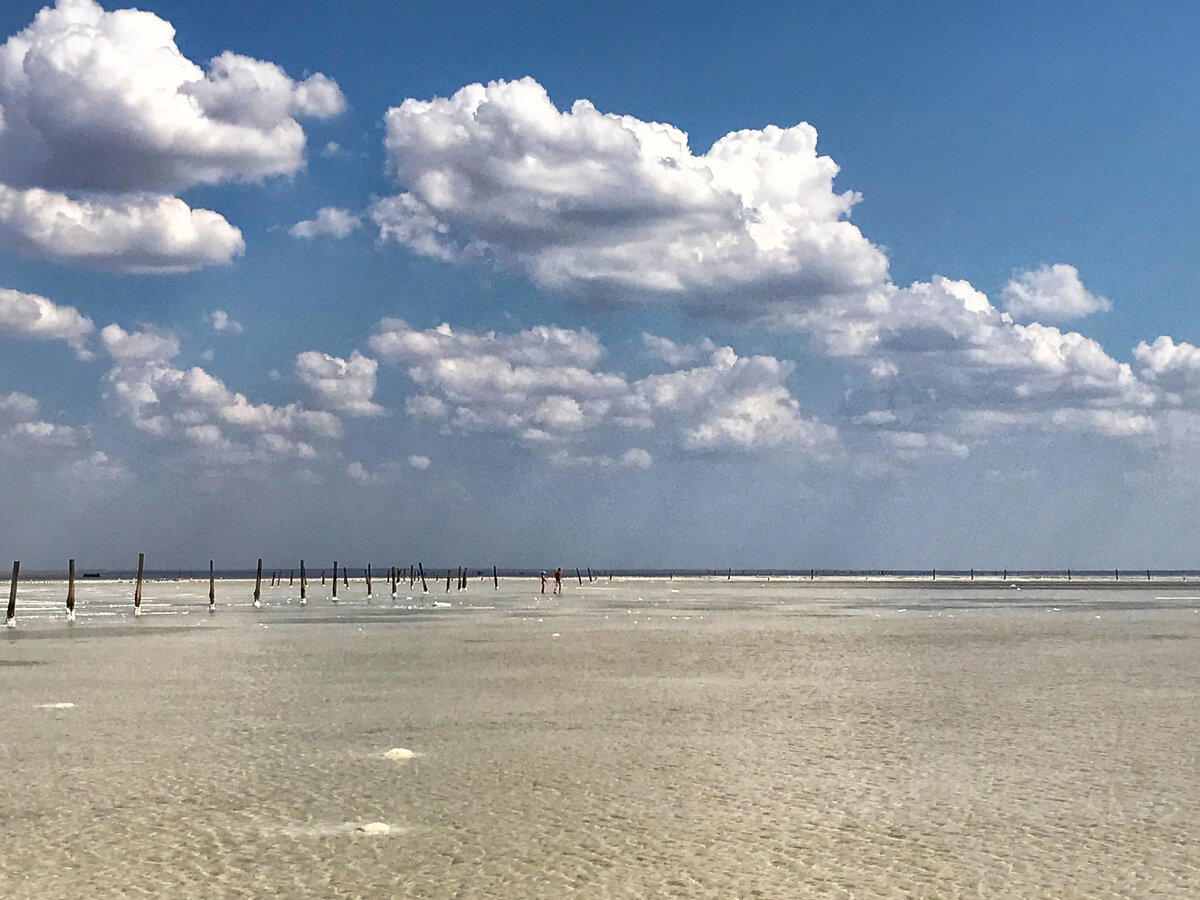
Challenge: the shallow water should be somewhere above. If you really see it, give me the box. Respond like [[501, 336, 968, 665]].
[[2, 577, 1198, 897]]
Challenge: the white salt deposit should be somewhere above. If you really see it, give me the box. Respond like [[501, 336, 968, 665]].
[[356, 822, 391, 835], [384, 747, 415, 761], [34, 702, 75, 709]]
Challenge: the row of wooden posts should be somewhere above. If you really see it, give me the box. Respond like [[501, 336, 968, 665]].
[[4, 555, 509, 626]]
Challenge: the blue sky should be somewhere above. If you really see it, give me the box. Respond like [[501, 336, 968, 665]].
[[3, 0, 1200, 570]]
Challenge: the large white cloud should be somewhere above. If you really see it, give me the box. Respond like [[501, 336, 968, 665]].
[[0, 0, 343, 270], [373, 77, 887, 311], [0, 286, 93, 355], [369, 319, 835, 459]]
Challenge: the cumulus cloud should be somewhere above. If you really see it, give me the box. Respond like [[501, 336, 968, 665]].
[[101, 324, 339, 463], [295, 350, 384, 417], [797, 275, 1155, 454], [373, 77, 886, 312], [290, 207, 362, 240], [642, 333, 718, 366], [0, 186, 244, 272], [1001, 264, 1111, 322], [0, 388, 93, 461], [370, 319, 835, 460], [207, 310, 243, 335], [0, 286, 93, 356], [0, 0, 343, 270], [408, 454, 431, 469]]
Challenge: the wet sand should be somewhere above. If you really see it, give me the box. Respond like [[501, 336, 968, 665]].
[[2, 577, 1198, 897]]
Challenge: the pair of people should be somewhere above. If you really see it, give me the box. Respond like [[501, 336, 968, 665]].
[[540, 568, 563, 594]]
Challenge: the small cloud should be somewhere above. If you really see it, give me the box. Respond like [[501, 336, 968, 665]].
[[407, 454, 431, 470], [321, 141, 341, 158], [200, 349, 215, 362], [206, 309, 243, 335], [290, 207, 362, 240], [1001, 264, 1110, 323], [347, 461, 381, 484]]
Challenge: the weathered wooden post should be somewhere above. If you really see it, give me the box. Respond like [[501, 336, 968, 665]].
[[970, 568, 974, 581], [1068, 568, 1072, 582], [134, 553, 145, 616], [253, 558, 262, 608], [289, 569, 294, 587], [587, 567, 593, 583], [1115, 568, 1119, 582], [5, 561, 17, 627], [932, 568, 937, 581], [576, 568, 583, 585], [493, 565, 499, 589], [343, 566, 349, 588], [366, 564, 372, 597], [417, 563, 427, 592], [332, 561, 339, 600], [208, 560, 215, 612], [1147, 568, 1151, 582], [446, 569, 452, 592], [67, 559, 77, 621], [300, 560, 308, 605], [321, 570, 326, 585]]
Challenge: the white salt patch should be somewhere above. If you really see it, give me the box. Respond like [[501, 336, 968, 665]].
[[384, 747, 415, 761], [35, 702, 75, 709], [551, 632, 561, 638], [356, 822, 391, 835]]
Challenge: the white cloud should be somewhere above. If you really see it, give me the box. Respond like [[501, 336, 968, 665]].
[[1001, 264, 1111, 322], [101, 325, 341, 463], [346, 461, 379, 484], [0, 390, 39, 421], [0, 0, 343, 270], [99, 323, 180, 362], [642, 333, 718, 366], [372, 319, 834, 460], [207, 310, 243, 335], [373, 77, 886, 312], [407, 454, 431, 469], [290, 207, 362, 240], [295, 350, 384, 417], [0, 286, 93, 356], [0, 186, 244, 273]]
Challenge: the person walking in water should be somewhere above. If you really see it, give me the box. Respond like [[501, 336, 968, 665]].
[[540, 571, 547, 594], [554, 568, 563, 595]]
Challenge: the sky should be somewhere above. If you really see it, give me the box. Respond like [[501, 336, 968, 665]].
[[3, 0, 1200, 570]]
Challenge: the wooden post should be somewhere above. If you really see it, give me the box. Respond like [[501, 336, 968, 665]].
[[300, 560, 307, 604], [1003, 569, 1007, 581], [446, 569, 451, 592], [932, 568, 936, 581], [587, 567, 593, 583], [5, 561, 17, 627], [418, 563, 427, 592], [289, 569, 294, 586], [332, 561, 338, 600], [366, 564, 372, 596], [1147, 569, 1151, 582], [1068, 568, 1071, 582], [576, 568, 583, 585], [321, 569, 326, 585], [208, 560, 215, 610], [970, 568, 974, 581], [134, 553, 145, 615], [343, 566, 349, 588], [253, 558, 262, 608], [1115, 568, 1119, 582], [727, 568, 731, 580], [493, 565, 499, 589], [67, 559, 77, 620]]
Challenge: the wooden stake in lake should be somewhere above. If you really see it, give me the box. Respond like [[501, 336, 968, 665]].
[[289, 569, 294, 587], [366, 564, 372, 597], [300, 560, 308, 605], [133, 552, 145, 616], [493, 565, 499, 589], [418, 563, 428, 592], [67, 558, 76, 621], [446, 569, 452, 592], [332, 561, 339, 601], [253, 558, 262, 608], [5, 560, 17, 627], [343, 566, 349, 588], [576, 568, 583, 585], [208, 560, 215, 612]]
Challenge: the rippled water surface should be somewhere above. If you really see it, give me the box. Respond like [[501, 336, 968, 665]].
[[2, 576, 1198, 897]]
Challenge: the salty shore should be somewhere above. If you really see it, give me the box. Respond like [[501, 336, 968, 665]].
[[3, 578, 1198, 897]]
